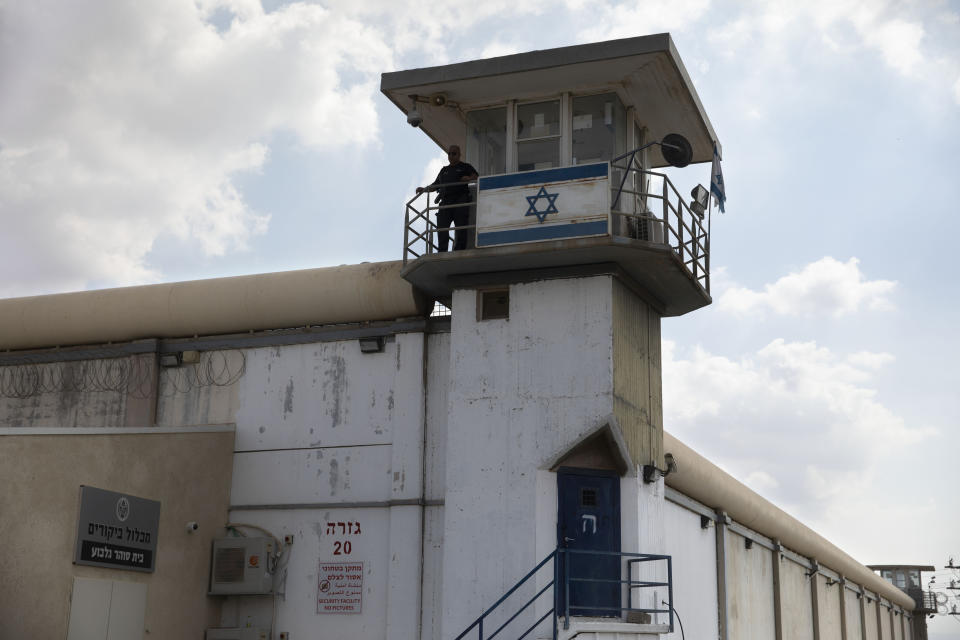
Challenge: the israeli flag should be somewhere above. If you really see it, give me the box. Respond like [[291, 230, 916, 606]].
[[711, 144, 726, 213]]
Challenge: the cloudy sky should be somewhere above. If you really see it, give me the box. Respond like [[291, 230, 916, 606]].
[[2, 0, 958, 635]]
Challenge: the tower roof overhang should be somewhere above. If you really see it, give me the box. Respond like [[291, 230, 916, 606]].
[[381, 33, 720, 167]]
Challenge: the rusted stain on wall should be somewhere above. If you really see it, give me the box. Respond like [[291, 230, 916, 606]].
[[329, 458, 339, 496], [325, 355, 348, 429], [284, 378, 295, 416]]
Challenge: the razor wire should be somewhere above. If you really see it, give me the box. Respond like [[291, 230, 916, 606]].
[[0, 357, 155, 399], [158, 350, 245, 396], [0, 350, 245, 399]]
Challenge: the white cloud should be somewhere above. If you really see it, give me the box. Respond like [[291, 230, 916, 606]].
[[0, 0, 567, 296], [480, 40, 528, 59], [662, 337, 936, 519], [845, 350, 895, 370], [576, 0, 712, 41], [954, 75, 960, 105], [0, 0, 394, 296], [859, 16, 925, 76], [717, 257, 896, 317], [697, 0, 937, 82], [318, 0, 549, 63], [419, 157, 447, 190]]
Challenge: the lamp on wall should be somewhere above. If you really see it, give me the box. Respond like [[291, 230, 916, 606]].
[[642, 452, 678, 483], [358, 336, 385, 354], [690, 185, 709, 218], [159, 352, 182, 367]]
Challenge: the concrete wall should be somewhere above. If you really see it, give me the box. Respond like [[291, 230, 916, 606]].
[[1, 269, 920, 640], [441, 276, 619, 638], [625, 474, 668, 619], [865, 595, 880, 639], [893, 609, 905, 640], [780, 556, 816, 640], [726, 529, 776, 640], [0, 428, 234, 639], [0, 325, 437, 640], [157, 349, 242, 427], [844, 587, 863, 640], [421, 331, 450, 640], [0, 353, 158, 428], [663, 497, 719, 640], [612, 278, 663, 467], [220, 332, 428, 639], [221, 506, 393, 636], [663, 490, 916, 640], [816, 574, 843, 640], [880, 600, 893, 639]]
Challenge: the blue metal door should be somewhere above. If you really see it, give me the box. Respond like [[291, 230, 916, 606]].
[[557, 468, 620, 617]]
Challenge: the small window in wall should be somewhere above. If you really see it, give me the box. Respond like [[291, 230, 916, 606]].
[[466, 107, 507, 176], [517, 100, 560, 171], [478, 289, 509, 320]]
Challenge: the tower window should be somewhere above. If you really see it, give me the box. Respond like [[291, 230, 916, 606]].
[[479, 289, 509, 320]]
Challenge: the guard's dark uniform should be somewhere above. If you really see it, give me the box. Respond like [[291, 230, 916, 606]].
[[432, 161, 478, 251]]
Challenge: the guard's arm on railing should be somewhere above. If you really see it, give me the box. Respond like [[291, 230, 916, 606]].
[[415, 179, 477, 195]]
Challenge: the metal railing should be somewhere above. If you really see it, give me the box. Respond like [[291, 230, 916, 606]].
[[453, 548, 673, 640], [403, 183, 477, 263], [611, 150, 711, 294], [402, 165, 710, 296]]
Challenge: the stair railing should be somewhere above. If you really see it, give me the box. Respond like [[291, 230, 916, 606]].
[[453, 548, 673, 640]]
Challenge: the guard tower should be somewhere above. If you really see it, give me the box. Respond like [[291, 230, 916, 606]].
[[381, 34, 722, 640], [382, 33, 719, 316], [869, 564, 937, 640]]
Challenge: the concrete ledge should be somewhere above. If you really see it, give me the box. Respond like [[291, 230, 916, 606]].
[[402, 236, 710, 317], [556, 619, 671, 640], [0, 424, 236, 436]]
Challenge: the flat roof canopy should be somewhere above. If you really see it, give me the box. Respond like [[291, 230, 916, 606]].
[[381, 33, 719, 167]]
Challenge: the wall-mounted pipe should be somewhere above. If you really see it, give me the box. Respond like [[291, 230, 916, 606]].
[[0, 261, 430, 351], [663, 432, 915, 611]]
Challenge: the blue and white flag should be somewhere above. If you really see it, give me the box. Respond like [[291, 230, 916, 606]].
[[711, 144, 726, 213]]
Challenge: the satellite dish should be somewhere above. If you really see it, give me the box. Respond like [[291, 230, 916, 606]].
[[660, 133, 693, 168]]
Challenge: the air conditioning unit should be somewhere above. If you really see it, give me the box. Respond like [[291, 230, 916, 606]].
[[209, 536, 274, 595], [205, 628, 267, 640]]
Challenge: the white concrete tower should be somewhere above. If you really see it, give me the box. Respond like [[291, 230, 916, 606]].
[[382, 33, 721, 640]]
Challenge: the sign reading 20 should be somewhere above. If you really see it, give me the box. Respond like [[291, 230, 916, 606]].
[[326, 520, 361, 556]]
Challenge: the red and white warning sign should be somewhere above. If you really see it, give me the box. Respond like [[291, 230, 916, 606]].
[[317, 561, 363, 614]]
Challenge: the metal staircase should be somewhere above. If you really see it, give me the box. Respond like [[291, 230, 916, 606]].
[[453, 548, 674, 640]]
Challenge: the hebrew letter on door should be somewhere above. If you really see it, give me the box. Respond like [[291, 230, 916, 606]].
[[582, 514, 597, 534]]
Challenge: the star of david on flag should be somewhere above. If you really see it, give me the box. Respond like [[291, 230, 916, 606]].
[[711, 144, 726, 213], [525, 186, 559, 223]]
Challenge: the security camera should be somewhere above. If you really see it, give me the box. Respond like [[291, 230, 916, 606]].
[[407, 108, 423, 128], [186, 521, 199, 533]]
